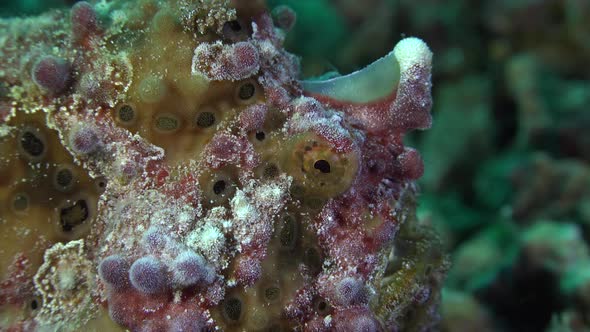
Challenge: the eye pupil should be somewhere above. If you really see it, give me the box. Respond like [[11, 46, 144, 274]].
[[314, 160, 331, 173], [31, 299, 38, 310], [213, 180, 226, 195], [95, 177, 107, 193], [228, 20, 242, 31], [255, 131, 265, 141]]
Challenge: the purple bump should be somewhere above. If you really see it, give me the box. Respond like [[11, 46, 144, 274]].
[[108, 301, 132, 326], [349, 313, 379, 332], [231, 42, 260, 78], [71, 1, 99, 42], [335, 309, 379, 332], [98, 255, 130, 289], [129, 256, 167, 294], [169, 311, 205, 332], [202, 265, 216, 284], [334, 277, 367, 306], [142, 228, 169, 252], [235, 256, 262, 287], [397, 147, 424, 180], [238, 104, 267, 132], [69, 125, 100, 154], [172, 251, 207, 287], [31, 56, 71, 94], [272, 5, 297, 31]]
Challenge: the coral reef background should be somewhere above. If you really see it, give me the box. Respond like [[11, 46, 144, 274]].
[[1, 0, 589, 331]]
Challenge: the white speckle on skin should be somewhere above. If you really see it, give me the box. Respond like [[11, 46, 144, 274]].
[[186, 223, 225, 263], [0, 124, 12, 138], [231, 189, 258, 222]]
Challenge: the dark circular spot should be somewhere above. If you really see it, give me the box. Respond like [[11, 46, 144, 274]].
[[60, 199, 89, 232], [155, 114, 180, 132], [196, 111, 216, 128], [12, 193, 29, 212], [279, 215, 298, 249], [289, 184, 305, 200], [255, 131, 265, 141], [223, 297, 242, 322], [265, 287, 280, 302], [263, 164, 279, 179], [315, 299, 330, 314], [30, 299, 38, 310], [222, 20, 250, 42], [314, 160, 331, 173], [54, 167, 74, 191], [213, 180, 226, 195], [19, 129, 45, 159], [238, 82, 255, 100], [117, 104, 135, 123], [303, 247, 322, 275]]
